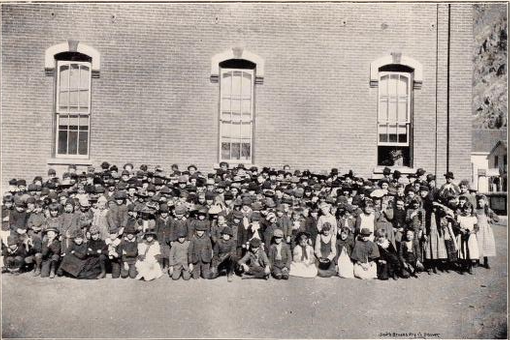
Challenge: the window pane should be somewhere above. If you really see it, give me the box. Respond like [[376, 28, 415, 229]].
[[221, 122, 231, 138], [242, 72, 252, 98], [398, 76, 408, 95], [221, 111, 231, 122], [241, 143, 250, 160], [380, 75, 388, 95], [230, 122, 241, 139], [78, 131, 88, 155], [68, 116, 79, 130], [388, 75, 398, 96], [79, 116, 89, 128], [398, 124, 407, 143], [232, 72, 242, 97], [398, 100, 407, 122], [58, 130, 68, 154], [231, 99, 241, 114], [378, 125, 388, 142], [379, 100, 388, 122], [388, 124, 398, 143], [59, 116, 69, 127], [221, 72, 232, 97], [240, 123, 251, 139], [59, 65, 69, 90], [231, 143, 241, 160], [221, 142, 231, 160], [231, 112, 242, 123], [80, 66, 90, 89], [69, 65, 80, 90], [79, 91, 89, 109], [59, 92, 69, 110], [242, 99, 251, 115], [69, 90, 79, 107], [388, 99, 397, 122], [221, 98, 231, 113], [68, 131, 78, 154]]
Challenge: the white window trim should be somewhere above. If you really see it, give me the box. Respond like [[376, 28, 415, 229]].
[[219, 68, 255, 164], [55, 60, 92, 159], [377, 71, 412, 147]]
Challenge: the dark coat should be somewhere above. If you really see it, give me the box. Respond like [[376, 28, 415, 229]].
[[398, 239, 422, 265], [118, 238, 138, 264], [170, 218, 189, 242], [268, 243, 292, 269], [87, 239, 107, 257], [155, 216, 173, 245], [9, 210, 27, 232], [2, 244, 27, 258], [41, 238, 61, 259], [106, 203, 129, 232], [188, 234, 213, 263]]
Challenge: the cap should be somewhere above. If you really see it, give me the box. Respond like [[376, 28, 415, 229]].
[[220, 226, 233, 236], [249, 238, 262, 247], [273, 229, 284, 238], [360, 228, 372, 236]]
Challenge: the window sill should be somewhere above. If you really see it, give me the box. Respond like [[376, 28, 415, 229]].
[[373, 166, 416, 175], [47, 158, 93, 166], [213, 162, 259, 169]]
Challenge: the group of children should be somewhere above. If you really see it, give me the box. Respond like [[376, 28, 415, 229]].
[[1, 162, 499, 281]]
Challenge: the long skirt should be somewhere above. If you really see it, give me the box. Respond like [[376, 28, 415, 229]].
[[424, 231, 448, 260], [353, 261, 377, 280], [290, 261, 317, 278], [457, 233, 479, 260], [337, 251, 354, 278], [476, 215, 496, 258]]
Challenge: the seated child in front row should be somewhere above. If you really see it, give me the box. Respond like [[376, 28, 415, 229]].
[[350, 228, 380, 280], [169, 227, 192, 280], [268, 229, 291, 280], [398, 229, 424, 278], [237, 238, 270, 280], [119, 225, 139, 279], [40, 227, 61, 278], [135, 229, 163, 281], [2, 235, 28, 274], [335, 227, 355, 278], [374, 228, 401, 280], [210, 226, 238, 282], [290, 231, 317, 278]]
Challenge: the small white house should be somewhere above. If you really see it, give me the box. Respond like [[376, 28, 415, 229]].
[[471, 130, 507, 193]]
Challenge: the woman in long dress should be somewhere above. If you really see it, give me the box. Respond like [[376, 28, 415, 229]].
[[423, 206, 448, 274], [135, 229, 163, 281], [475, 194, 498, 269]]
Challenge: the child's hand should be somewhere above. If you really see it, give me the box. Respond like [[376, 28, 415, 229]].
[[189, 263, 194, 272], [264, 266, 270, 275], [169, 266, 174, 275], [241, 263, 249, 272], [71, 250, 75, 254], [286, 236, 291, 243]]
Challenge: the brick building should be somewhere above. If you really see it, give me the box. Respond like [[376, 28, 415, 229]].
[[1, 3, 473, 186]]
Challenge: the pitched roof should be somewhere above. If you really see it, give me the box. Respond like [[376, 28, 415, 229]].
[[472, 129, 507, 153]]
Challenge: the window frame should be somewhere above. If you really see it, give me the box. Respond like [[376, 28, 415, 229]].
[[218, 67, 255, 164], [54, 60, 92, 159], [377, 71, 412, 147]]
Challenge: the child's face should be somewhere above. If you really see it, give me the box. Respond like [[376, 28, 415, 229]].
[[218, 216, 226, 224], [126, 233, 135, 240], [477, 198, 485, 207], [322, 229, 330, 236], [340, 232, 348, 240], [222, 234, 231, 241], [146, 235, 154, 242], [15, 205, 25, 212], [250, 245, 259, 253], [178, 236, 186, 243], [74, 237, 84, 245], [50, 209, 59, 216], [109, 233, 118, 240], [27, 203, 35, 211], [361, 235, 369, 242], [198, 214, 206, 220], [91, 233, 100, 240], [160, 212, 168, 218], [274, 237, 283, 244], [364, 206, 373, 214], [9, 244, 17, 250], [196, 230, 205, 237], [47, 231, 57, 239], [299, 238, 308, 246], [406, 231, 414, 241]]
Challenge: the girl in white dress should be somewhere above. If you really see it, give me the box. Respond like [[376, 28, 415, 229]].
[[135, 229, 163, 281], [456, 204, 479, 275], [290, 232, 317, 278], [475, 195, 498, 269]]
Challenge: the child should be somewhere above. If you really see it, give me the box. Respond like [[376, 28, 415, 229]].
[[335, 227, 355, 278], [423, 205, 448, 274], [314, 223, 337, 277], [106, 191, 129, 236], [155, 203, 172, 272], [40, 226, 61, 278], [189, 206, 210, 240], [237, 238, 271, 279], [210, 226, 237, 282], [135, 228, 163, 281], [105, 229, 122, 278], [351, 228, 379, 280], [168, 226, 192, 280], [87, 226, 108, 279], [456, 204, 479, 274], [355, 201, 376, 240], [188, 223, 213, 279], [290, 232, 317, 278], [268, 229, 292, 280], [2, 235, 28, 274], [475, 194, 498, 269], [58, 229, 102, 279], [170, 204, 189, 242], [374, 228, 401, 280], [398, 229, 423, 278]]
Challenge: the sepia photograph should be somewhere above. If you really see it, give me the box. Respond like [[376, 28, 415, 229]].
[[0, 1, 507, 339]]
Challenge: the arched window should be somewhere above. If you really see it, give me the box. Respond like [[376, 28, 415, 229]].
[[45, 41, 100, 158], [212, 49, 264, 164], [371, 54, 422, 167]]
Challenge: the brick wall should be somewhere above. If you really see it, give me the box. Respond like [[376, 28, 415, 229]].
[[1, 3, 473, 187]]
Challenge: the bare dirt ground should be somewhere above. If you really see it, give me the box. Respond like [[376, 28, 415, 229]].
[[2, 222, 507, 339]]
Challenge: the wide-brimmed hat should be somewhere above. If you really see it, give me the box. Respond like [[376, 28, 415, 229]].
[[359, 228, 372, 236]]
